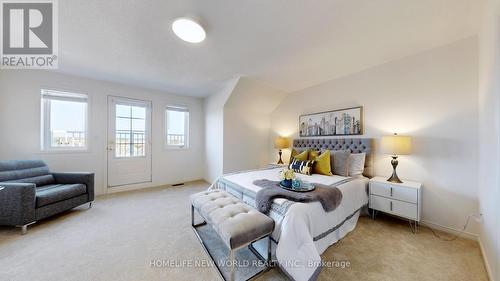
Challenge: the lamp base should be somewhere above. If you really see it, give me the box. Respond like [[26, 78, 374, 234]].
[[387, 156, 403, 183], [387, 173, 403, 183], [277, 149, 284, 164]]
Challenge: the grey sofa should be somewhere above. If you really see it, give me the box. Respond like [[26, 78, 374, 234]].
[[0, 160, 94, 234]]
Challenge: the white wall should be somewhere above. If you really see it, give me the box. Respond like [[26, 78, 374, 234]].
[[223, 77, 287, 174], [478, 0, 500, 279], [203, 77, 238, 183], [0, 70, 205, 195], [223, 108, 270, 173], [270, 37, 480, 236], [203, 76, 287, 181]]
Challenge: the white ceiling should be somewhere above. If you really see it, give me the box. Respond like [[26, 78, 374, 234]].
[[57, 0, 484, 97]]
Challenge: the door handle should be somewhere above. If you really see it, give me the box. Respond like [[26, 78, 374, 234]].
[[107, 146, 114, 151]]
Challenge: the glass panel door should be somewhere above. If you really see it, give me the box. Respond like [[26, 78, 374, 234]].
[[115, 104, 146, 157], [107, 96, 152, 187]]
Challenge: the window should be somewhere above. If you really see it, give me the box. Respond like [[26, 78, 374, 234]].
[[165, 106, 189, 149], [41, 89, 88, 151], [115, 104, 146, 157]]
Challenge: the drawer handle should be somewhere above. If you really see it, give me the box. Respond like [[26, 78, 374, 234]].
[[390, 187, 393, 197], [390, 201, 393, 211]]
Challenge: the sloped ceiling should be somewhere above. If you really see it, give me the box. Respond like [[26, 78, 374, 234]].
[[224, 77, 287, 114], [57, 0, 484, 97]]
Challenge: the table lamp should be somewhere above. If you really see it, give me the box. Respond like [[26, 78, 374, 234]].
[[380, 133, 412, 183], [274, 136, 290, 164]]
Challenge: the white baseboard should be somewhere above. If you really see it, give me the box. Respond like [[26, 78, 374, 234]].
[[104, 178, 205, 195], [420, 220, 478, 240], [478, 236, 495, 281], [421, 220, 495, 280], [106, 181, 160, 194], [202, 177, 215, 185]]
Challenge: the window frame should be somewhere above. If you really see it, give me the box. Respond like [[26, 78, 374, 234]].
[[164, 105, 190, 150], [40, 88, 89, 152]]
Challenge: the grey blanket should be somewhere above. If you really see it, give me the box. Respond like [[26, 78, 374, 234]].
[[253, 179, 343, 213]]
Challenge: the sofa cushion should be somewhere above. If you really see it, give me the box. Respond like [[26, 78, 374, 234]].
[[36, 184, 87, 207], [3, 174, 56, 187], [0, 160, 55, 186]]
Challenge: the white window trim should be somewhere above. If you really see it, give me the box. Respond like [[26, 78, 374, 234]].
[[40, 89, 89, 152], [164, 105, 190, 150]]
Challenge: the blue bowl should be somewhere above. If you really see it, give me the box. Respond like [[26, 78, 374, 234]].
[[280, 179, 292, 188]]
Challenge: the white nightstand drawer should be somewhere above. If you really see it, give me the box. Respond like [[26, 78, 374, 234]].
[[370, 181, 418, 204], [369, 195, 418, 220]]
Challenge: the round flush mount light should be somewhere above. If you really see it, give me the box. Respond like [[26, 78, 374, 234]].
[[172, 18, 206, 43]]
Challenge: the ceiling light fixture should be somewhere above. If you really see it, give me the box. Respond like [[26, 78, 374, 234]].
[[172, 18, 206, 43]]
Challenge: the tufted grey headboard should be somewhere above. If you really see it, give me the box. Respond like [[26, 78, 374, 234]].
[[293, 138, 374, 177]]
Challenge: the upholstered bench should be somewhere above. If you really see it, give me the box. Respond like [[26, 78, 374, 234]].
[[190, 189, 274, 281]]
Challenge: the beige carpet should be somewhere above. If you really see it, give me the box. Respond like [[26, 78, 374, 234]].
[[0, 181, 488, 281]]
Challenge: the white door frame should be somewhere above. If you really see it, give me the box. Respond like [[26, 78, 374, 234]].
[[107, 95, 152, 188]]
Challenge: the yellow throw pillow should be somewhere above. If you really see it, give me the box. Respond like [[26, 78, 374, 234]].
[[290, 149, 309, 162], [311, 150, 333, 176], [308, 150, 319, 160]]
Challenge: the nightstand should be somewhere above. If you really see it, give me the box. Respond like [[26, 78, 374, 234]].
[[267, 163, 288, 169], [369, 176, 422, 233]]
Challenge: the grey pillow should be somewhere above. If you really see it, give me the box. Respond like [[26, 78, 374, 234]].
[[330, 150, 351, 176]]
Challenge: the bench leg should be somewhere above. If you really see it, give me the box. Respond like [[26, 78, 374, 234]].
[[191, 205, 207, 228], [229, 250, 235, 281], [267, 236, 272, 264], [191, 205, 194, 227]]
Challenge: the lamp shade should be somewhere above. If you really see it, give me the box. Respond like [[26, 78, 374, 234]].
[[274, 136, 290, 149], [381, 134, 412, 155]]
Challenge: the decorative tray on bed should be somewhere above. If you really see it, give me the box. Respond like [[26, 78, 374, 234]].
[[279, 181, 315, 192]]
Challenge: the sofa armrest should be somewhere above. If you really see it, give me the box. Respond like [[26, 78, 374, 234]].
[[52, 172, 95, 201], [0, 183, 36, 226]]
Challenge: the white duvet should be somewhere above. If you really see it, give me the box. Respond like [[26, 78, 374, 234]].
[[212, 168, 369, 281]]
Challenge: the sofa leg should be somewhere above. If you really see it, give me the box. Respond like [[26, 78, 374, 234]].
[[89, 202, 93, 209], [18, 222, 36, 235]]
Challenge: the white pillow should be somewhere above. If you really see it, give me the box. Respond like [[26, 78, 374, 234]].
[[348, 153, 366, 176]]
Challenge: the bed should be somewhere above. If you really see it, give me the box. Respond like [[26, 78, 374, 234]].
[[210, 138, 373, 281]]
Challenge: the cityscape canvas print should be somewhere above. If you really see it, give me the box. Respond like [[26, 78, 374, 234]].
[[299, 106, 363, 137]]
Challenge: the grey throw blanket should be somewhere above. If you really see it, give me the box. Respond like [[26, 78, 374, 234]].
[[253, 179, 343, 213]]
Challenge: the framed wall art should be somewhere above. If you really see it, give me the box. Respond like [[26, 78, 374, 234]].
[[299, 106, 363, 137]]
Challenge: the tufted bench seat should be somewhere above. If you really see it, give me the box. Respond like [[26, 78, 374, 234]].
[[190, 189, 274, 281]]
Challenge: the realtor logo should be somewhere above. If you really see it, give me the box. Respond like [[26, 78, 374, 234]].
[[1, 0, 58, 69]]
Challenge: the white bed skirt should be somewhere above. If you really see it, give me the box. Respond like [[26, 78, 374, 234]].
[[252, 209, 360, 256]]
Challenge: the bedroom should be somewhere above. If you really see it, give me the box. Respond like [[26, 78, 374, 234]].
[[0, 1, 499, 281]]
